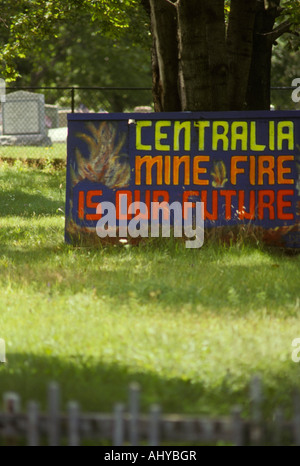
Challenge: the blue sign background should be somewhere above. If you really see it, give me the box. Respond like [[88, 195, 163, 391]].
[[66, 111, 300, 248]]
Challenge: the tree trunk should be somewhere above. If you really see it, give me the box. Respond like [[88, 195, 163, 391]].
[[246, 0, 281, 110], [149, 0, 181, 111], [227, 0, 257, 110], [146, 0, 283, 113], [177, 0, 212, 111], [151, 33, 163, 112], [205, 0, 229, 111]]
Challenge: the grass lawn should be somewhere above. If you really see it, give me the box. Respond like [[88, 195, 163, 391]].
[[0, 143, 67, 161], [0, 162, 300, 422]]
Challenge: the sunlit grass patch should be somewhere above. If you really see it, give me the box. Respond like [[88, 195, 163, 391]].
[[0, 143, 67, 160]]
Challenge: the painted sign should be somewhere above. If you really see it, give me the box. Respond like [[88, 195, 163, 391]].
[[65, 111, 300, 248]]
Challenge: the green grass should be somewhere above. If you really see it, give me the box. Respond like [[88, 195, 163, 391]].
[[0, 143, 66, 160], [0, 163, 300, 421]]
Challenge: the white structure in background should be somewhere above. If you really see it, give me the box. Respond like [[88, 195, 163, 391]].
[[0, 90, 51, 146], [0, 339, 5, 363]]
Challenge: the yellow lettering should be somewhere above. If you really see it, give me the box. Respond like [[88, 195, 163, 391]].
[[212, 122, 229, 151], [174, 121, 191, 151], [269, 121, 275, 151], [231, 122, 248, 151], [155, 121, 171, 151], [136, 121, 152, 151], [277, 121, 294, 150], [194, 121, 210, 151], [250, 122, 266, 151]]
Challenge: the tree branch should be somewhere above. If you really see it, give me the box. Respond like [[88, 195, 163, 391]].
[[163, 0, 177, 7], [0, 17, 9, 28], [259, 19, 292, 43]]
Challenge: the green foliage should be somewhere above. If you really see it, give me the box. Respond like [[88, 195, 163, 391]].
[[269, 1, 300, 109], [281, 0, 300, 25], [277, 0, 300, 50], [271, 37, 300, 109], [0, 0, 150, 79], [0, 0, 152, 110]]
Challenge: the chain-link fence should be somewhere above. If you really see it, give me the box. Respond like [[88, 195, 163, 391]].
[[0, 86, 298, 162], [0, 86, 153, 162], [271, 86, 300, 110]]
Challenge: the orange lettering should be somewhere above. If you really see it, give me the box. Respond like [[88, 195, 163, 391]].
[[231, 156, 247, 185], [258, 156, 275, 185], [86, 190, 103, 220], [220, 190, 237, 220], [277, 156, 294, 184], [238, 190, 255, 220], [173, 156, 190, 185], [78, 191, 85, 220], [116, 190, 133, 220], [201, 190, 218, 221], [152, 191, 170, 220], [183, 190, 199, 220], [277, 189, 294, 220], [258, 190, 275, 220], [193, 156, 209, 185]]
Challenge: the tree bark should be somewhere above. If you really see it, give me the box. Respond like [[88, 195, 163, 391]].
[[227, 0, 257, 110], [177, 0, 212, 111], [149, 0, 181, 111], [246, 0, 283, 110], [205, 0, 229, 110], [145, 0, 288, 113], [140, 0, 163, 111], [151, 33, 163, 112]]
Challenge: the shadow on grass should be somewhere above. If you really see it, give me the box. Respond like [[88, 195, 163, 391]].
[[0, 240, 299, 315], [0, 190, 63, 217], [0, 352, 299, 419]]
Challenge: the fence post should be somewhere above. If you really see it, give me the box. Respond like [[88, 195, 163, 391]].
[[293, 389, 300, 446], [231, 405, 244, 446], [68, 401, 80, 446], [47, 382, 60, 446], [273, 407, 284, 446], [129, 382, 140, 446], [27, 401, 40, 446], [148, 404, 161, 446], [3, 392, 21, 446], [249, 375, 264, 445], [71, 88, 75, 113], [113, 403, 125, 446], [3, 392, 20, 414]]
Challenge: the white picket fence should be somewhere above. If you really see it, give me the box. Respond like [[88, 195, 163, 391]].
[[0, 377, 300, 446]]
